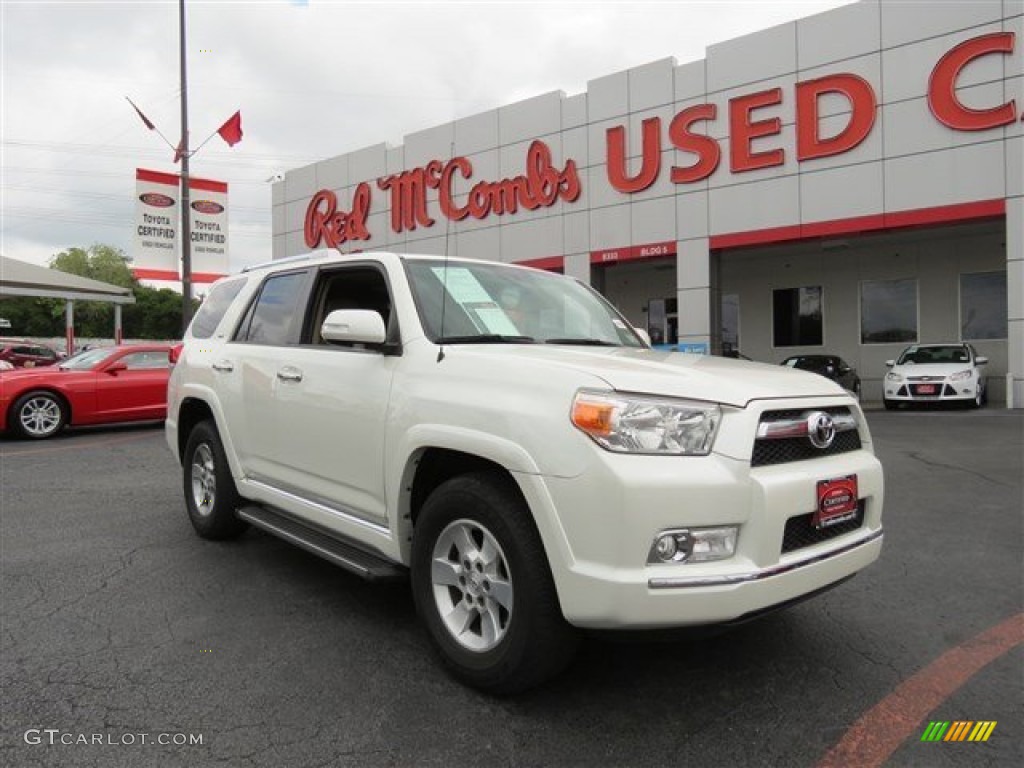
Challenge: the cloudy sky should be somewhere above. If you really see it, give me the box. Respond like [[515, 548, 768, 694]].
[[2, 0, 854, 279]]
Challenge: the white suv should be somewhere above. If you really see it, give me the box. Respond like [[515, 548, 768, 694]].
[[166, 251, 884, 693]]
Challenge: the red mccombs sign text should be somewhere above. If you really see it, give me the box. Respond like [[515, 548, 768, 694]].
[[305, 31, 1019, 248]]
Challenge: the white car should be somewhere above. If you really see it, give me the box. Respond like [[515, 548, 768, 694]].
[[166, 251, 884, 693], [883, 343, 988, 409]]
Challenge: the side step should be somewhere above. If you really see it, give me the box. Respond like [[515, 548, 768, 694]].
[[236, 505, 407, 583]]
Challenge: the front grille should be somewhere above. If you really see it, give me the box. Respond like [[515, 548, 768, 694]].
[[752, 407, 861, 467], [781, 501, 866, 554]]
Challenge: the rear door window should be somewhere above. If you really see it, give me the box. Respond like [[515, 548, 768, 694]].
[[191, 277, 247, 339]]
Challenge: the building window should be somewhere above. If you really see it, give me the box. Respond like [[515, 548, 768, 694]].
[[773, 286, 822, 347], [860, 279, 917, 344], [961, 271, 1007, 340], [721, 293, 740, 354]]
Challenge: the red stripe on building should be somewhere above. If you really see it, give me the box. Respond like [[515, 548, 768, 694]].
[[516, 256, 565, 271], [132, 268, 180, 281], [710, 199, 1006, 251], [591, 240, 677, 264]]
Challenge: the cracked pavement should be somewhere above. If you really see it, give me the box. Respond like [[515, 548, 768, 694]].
[[1, 410, 1021, 767]]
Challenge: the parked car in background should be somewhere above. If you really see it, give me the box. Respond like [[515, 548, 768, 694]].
[[0, 344, 173, 439], [781, 354, 861, 400], [0, 338, 62, 368], [883, 343, 987, 409], [0, 360, 14, 371]]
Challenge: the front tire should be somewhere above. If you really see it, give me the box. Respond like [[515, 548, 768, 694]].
[[182, 420, 248, 540], [12, 391, 67, 439], [411, 472, 579, 694]]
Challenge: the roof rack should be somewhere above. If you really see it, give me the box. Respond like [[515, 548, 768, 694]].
[[241, 250, 334, 273]]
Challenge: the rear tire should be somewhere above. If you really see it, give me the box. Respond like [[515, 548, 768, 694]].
[[411, 472, 579, 694], [182, 420, 248, 540]]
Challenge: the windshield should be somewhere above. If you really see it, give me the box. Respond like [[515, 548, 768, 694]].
[[897, 345, 970, 365], [404, 259, 645, 347], [59, 347, 118, 370]]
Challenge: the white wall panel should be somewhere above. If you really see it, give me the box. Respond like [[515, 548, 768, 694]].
[[1008, 135, 1023, 197], [386, 146, 405, 176], [630, 196, 676, 244], [500, 91, 562, 145], [676, 189, 709, 239], [284, 164, 316, 204], [316, 155, 348, 191], [709, 122, 799, 187], [348, 144, 389, 186], [404, 124, 454, 169], [800, 161, 884, 222], [629, 58, 675, 112], [673, 59, 706, 103], [562, 126, 589, 169], [798, 0, 881, 70], [272, 234, 286, 260], [677, 287, 711, 341], [1006, 75, 1023, 138], [586, 70, 628, 122], [562, 93, 587, 129], [456, 109, 499, 155], [706, 75, 797, 139], [881, 23, 1004, 105], [883, 84, 1008, 156], [798, 54, 882, 120], [454, 226, 501, 261], [706, 22, 797, 93], [884, 140, 1006, 211], [499, 216, 564, 261], [797, 107, 884, 173], [271, 181, 284, 207], [881, 0, 1005, 48], [564, 210, 590, 254], [585, 161, 624, 209], [589, 202, 631, 248], [677, 237, 710, 290], [709, 175, 800, 235]]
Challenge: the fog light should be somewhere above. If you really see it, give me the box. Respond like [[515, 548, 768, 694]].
[[690, 527, 738, 561], [648, 526, 737, 564]]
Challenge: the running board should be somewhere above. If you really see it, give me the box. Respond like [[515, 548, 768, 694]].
[[236, 505, 407, 583]]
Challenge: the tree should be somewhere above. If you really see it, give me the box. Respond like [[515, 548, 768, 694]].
[[46, 243, 191, 340]]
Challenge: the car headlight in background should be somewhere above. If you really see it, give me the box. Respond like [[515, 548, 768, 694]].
[[885, 371, 904, 382], [571, 390, 720, 455], [950, 369, 973, 381]]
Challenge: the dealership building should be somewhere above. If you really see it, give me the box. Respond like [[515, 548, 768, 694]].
[[272, 0, 1023, 407]]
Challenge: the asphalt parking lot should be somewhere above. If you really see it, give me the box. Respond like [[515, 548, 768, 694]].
[[1, 408, 1021, 768]]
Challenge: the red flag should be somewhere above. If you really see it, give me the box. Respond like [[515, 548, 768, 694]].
[[173, 137, 186, 164], [217, 111, 243, 147], [126, 97, 155, 130]]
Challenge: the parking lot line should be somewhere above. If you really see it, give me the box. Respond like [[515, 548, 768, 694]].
[[817, 612, 1023, 768]]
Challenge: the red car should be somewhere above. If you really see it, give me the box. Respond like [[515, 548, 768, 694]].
[[0, 338, 62, 368], [0, 344, 173, 439]]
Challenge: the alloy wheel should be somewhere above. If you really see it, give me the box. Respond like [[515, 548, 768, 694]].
[[430, 519, 514, 653], [19, 396, 62, 437], [190, 443, 217, 517]]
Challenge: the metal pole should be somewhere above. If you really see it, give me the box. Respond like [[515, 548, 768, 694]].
[[179, 0, 193, 333]]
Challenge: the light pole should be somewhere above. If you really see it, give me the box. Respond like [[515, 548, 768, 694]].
[[178, 0, 193, 333]]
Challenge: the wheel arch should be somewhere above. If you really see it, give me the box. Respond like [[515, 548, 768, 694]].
[[175, 396, 217, 461]]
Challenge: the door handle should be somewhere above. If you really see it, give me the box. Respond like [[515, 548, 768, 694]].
[[211, 360, 234, 373], [277, 367, 303, 383]]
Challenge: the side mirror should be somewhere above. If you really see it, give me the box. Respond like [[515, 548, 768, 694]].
[[106, 361, 128, 375], [976, 356, 988, 365], [321, 309, 386, 345], [885, 360, 895, 368], [634, 328, 651, 346]]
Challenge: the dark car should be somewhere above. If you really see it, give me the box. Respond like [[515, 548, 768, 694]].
[[0, 339, 62, 369], [781, 354, 861, 399]]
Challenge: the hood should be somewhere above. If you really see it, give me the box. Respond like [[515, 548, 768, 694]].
[[453, 345, 846, 407]]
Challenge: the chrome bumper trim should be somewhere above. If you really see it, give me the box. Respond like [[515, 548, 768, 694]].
[[648, 528, 883, 589]]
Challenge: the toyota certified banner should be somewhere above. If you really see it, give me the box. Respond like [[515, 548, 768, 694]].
[[133, 168, 229, 283], [134, 168, 179, 279]]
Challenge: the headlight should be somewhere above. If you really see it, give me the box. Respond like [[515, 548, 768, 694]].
[[885, 371, 903, 382], [571, 390, 720, 455], [950, 369, 973, 381]]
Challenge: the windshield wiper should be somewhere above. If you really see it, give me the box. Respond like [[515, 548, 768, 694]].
[[436, 334, 537, 344], [544, 338, 620, 346]]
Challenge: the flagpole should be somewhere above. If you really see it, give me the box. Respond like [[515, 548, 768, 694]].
[[179, 0, 193, 333]]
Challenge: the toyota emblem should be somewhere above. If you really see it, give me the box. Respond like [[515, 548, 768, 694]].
[[806, 411, 836, 449]]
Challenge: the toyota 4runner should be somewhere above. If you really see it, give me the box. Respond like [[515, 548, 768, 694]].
[[166, 250, 884, 693]]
